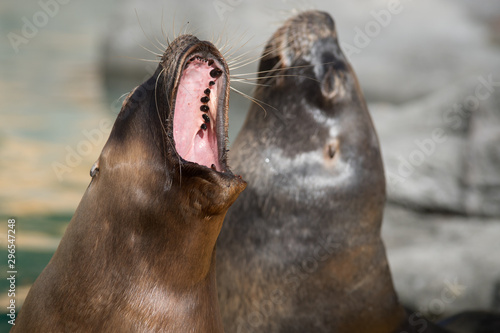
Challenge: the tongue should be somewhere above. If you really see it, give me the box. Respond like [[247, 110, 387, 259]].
[[173, 58, 221, 170]]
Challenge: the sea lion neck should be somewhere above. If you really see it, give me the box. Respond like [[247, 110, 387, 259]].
[[83, 36, 246, 284], [249, 10, 379, 162], [236, 11, 385, 239]]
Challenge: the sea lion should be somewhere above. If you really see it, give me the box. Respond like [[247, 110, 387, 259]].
[[13, 35, 246, 332], [216, 11, 448, 333]]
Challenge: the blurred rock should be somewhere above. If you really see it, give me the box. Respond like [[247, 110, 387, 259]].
[[348, 0, 500, 104], [371, 77, 500, 216], [382, 204, 500, 317], [100, 0, 500, 103], [463, 87, 500, 216], [371, 87, 465, 214]]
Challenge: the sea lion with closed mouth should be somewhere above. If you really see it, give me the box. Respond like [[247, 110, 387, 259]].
[[13, 34, 246, 333], [216, 11, 449, 333]]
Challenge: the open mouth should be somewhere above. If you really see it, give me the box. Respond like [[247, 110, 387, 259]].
[[173, 54, 225, 172]]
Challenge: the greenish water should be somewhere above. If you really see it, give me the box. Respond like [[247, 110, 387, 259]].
[[0, 317, 15, 333], [0, 250, 55, 295], [0, 214, 71, 332], [1, 5, 116, 328]]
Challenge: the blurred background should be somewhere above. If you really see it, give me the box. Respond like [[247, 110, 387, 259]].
[[1, 0, 499, 330]]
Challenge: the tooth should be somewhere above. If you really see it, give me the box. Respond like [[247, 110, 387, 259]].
[[210, 69, 222, 78]]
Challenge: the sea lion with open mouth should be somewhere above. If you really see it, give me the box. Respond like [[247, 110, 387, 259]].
[[216, 11, 449, 333], [13, 35, 246, 333]]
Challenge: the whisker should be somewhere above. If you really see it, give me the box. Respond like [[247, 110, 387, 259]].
[[226, 50, 258, 67], [230, 62, 320, 76], [225, 38, 272, 66], [172, 7, 178, 39], [222, 31, 254, 61], [227, 40, 296, 71], [220, 27, 243, 54], [135, 9, 165, 54], [151, 23, 167, 50], [230, 78, 270, 87], [154, 68, 168, 138], [226, 33, 294, 67], [234, 73, 320, 84], [154, 67, 183, 184], [154, 35, 167, 50], [161, 7, 169, 47], [113, 91, 132, 114], [138, 44, 163, 57], [227, 48, 279, 70], [145, 14, 167, 50], [117, 55, 160, 63], [230, 86, 281, 117], [118, 91, 131, 101], [182, 23, 188, 36], [213, 19, 229, 50], [187, 26, 201, 38]]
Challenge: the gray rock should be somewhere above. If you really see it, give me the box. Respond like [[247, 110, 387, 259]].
[[382, 204, 500, 317], [371, 76, 500, 216], [463, 85, 500, 216], [346, 0, 500, 103], [101, 0, 500, 101]]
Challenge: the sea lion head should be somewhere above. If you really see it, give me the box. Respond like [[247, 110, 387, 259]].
[[96, 34, 245, 211], [235, 10, 385, 238], [80, 35, 246, 282]]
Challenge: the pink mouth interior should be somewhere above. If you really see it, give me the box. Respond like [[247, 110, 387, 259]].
[[173, 57, 222, 171]]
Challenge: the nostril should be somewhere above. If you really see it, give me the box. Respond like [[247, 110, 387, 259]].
[[319, 52, 347, 99], [328, 144, 336, 159], [321, 66, 336, 99], [325, 140, 339, 161]]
